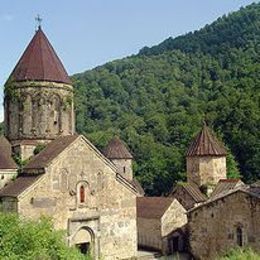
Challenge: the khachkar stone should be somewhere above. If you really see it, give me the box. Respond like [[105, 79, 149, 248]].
[[186, 123, 227, 193], [4, 26, 75, 159]]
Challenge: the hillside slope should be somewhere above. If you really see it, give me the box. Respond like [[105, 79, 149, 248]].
[[139, 3, 260, 56], [73, 3, 260, 195]]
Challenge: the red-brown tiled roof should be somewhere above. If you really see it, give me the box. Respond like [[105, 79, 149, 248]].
[[186, 124, 227, 156], [188, 186, 260, 213], [24, 135, 78, 170], [9, 27, 71, 85], [103, 137, 133, 159], [210, 179, 245, 199], [0, 175, 42, 197], [0, 136, 17, 169], [137, 197, 174, 219], [173, 182, 207, 203]]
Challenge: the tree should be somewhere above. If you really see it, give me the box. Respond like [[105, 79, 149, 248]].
[[0, 212, 90, 260]]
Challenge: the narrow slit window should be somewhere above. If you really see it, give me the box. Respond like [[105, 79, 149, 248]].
[[80, 185, 85, 203]]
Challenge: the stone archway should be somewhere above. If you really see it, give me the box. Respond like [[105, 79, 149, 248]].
[[72, 227, 95, 256]]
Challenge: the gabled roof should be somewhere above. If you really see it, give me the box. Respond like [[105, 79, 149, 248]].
[[188, 185, 260, 213], [171, 182, 207, 203], [186, 124, 227, 156], [0, 175, 42, 197], [137, 197, 174, 219], [210, 179, 245, 199], [103, 137, 133, 159], [1, 135, 139, 197], [24, 135, 79, 170], [9, 27, 71, 85], [0, 136, 17, 169]]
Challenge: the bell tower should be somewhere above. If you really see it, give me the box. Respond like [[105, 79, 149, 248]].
[[4, 26, 75, 160], [103, 137, 134, 181], [186, 124, 227, 193]]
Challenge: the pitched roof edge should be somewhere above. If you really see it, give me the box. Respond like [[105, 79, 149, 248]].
[[80, 135, 118, 173], [160, 199, 177, 220], [0, 174, 44, 198], [18, 174, 46, 199], [116, 173, 138, 195], [188, 188, 260, 214], [23, 135, 80, 171]]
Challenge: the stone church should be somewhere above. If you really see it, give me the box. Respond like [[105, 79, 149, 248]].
[[0, 25, 259, 260], [0, 26, 142, 259], [136, 123, 260, 259]]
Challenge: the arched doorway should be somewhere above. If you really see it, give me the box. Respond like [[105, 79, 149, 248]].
[[72, 227, 94, 255], [236, 227, 243, 247]]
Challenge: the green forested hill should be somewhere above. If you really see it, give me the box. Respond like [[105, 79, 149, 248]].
[[72, 3, 260, 195]]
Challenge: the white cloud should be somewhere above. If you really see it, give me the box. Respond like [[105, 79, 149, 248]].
[[2, 14, 14, 22]]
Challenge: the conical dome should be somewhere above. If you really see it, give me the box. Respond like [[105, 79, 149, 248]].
[[103, 137, 133, 159], [9, 27, 71, 84], [186, 124, 227, 156]]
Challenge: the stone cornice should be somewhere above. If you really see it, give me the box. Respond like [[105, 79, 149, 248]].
[[12, 81, 73, 92]]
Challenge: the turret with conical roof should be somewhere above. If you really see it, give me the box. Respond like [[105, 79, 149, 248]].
[[103, 137, 134, 180], [186, 124, 227, 191], [4, 27, 75, 160]]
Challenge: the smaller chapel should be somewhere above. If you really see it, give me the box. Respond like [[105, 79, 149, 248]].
[[136, 123, 260, 259]]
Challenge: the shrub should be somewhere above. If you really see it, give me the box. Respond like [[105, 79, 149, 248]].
[[0, 212, 91, 260], [217, 247, 260, 260]]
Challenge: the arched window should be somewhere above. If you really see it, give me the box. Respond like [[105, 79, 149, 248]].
[[80, 185, 85, 203], [236, 227, 243, 247]]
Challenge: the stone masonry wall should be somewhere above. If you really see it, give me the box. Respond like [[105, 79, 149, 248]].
[[137, 217, 162, 251], [0, 169, 17, 189], [187, 156, 226, 187], [5, 81, 74, 143], [188, 191, 260, 259], [16, 136, 137, 259], [161, 199, 187, 254], [112, 159, 133, 181], [161, 199, 187, 238], [171, 186, 197, 210]]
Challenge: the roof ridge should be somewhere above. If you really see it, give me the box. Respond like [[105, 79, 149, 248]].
[[186, 125, 227, 156]]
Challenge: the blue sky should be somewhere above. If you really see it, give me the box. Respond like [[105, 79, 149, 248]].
[[0, 0, 257, 120]]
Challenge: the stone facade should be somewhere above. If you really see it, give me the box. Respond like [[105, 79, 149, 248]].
[[138, 218, 162, 250], [161, 199, 188, 254], [172, 186, 195, 210], [0, 169, 17, 189], [1, 136, 137, 259], [188, 190, 260, 259], [187, 156, 226, 189], [137, 199, 187, 255], [112, 159, 133, 181], [5, 81, 75, 145]]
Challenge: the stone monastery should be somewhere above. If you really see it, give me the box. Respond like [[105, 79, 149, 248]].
[[0, 27, 259, 260]]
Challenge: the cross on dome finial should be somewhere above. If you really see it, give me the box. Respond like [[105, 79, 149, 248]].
[[35, 14, 42, 30]]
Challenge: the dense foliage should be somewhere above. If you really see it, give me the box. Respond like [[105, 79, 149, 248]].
[[0, 212, 89, 260], [72, 3, 259, 195], [217, 247, 260, 260]]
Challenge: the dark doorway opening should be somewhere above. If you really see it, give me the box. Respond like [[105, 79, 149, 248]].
[[236, 227, 243, 247], [169, 236, 179, 253], [76, 242, 90, 255]]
